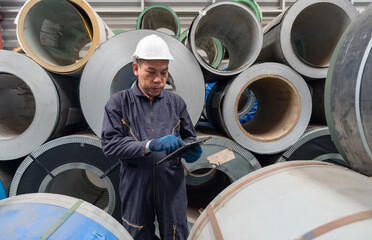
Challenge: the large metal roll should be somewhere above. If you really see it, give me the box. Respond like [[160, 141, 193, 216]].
[[9, 133, 122, 222], [188, 1, 263, 82], [257, 0, 358, 79], [137, 5, 180, 39], [211, 62, 311, 154], [186, 123, 261, 207], [0, 159, 22, 199], [188, 161, 372, 239], [307, 79, 327, 125], [325, 5, 372, 176], [0, 50, 84, 160], [80, 30, 205, 137], [233, 0, 262, 22], [179, 29, 224, 69], [15, 0, 113, 75], [0, 182, 5, 200], [185, 122, 261, 228], [0, 193, 132, 239], [205, 81, 231, 135], [277, 126, 349, 167]]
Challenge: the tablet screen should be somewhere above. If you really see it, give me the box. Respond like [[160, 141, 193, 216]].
[[156, 136, 211, 164]]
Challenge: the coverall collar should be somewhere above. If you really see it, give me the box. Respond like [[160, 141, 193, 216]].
[[133, 80, 165, 100]]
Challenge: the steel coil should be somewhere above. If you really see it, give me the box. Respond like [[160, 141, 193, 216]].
[[0, 159, 22, 199], [15, 0, 113, 75], [0, 183, 5, 200], [188, 1, 263, 82], [325, 5, 372, 176], [205, 81, 257, 129], [80, 30, 205, 137], [257, 0, 358, 79], [185, 123, 261, 228], [277, 126, 349, 167], [137, 5, 180, 39], [9, 133, 121, 222], [179, 29, 224, 69], [189, 161, 372, 239], [233, 0, 262, 22], [186, 124, 261, 207], [205, 81, 231, 135], [307, 79, 327, 125], [209, 62, 311, 154], [0, 50, 84, 160], [0, 193, 132, 239]]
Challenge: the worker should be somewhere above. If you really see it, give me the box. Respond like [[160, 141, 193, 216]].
[[101, 34, 202, 240]]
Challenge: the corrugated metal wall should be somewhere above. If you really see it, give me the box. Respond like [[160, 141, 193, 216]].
[[0, 0, 370, 50]]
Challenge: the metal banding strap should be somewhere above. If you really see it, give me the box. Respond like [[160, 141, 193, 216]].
[[214, 161, 330, 207], [29, 155, 55, 178], [295, 209, 372, 240], [38, 200, 84, 240], [100, 160, 120, 179], [183, 162, 218, 178], [189, 161, 330, 239], [136, 5, 181, 39], [206, 203, 223, 240], [355, 37, 372, 161]]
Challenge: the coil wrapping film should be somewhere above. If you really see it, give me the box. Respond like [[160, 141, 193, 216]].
[[0, 193, 133, 239]]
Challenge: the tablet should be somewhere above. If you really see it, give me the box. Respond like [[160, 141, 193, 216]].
[[156, 136, 212, 165]]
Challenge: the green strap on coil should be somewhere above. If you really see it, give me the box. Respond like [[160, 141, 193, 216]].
[[178, 29, 189, 43], [178, 29, 224, 69], [38, 200, 84, 240], [113, 30, 125, 35], [234, 0, 262, 22], [136, 5, 181, 39]]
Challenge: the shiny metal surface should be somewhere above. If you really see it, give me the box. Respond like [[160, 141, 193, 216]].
[[188, 1, 263, 82], [80, 30, 205, 136], [188, 161, 372, 239], [258, 0, 358, 79], [16, 0, 113, 74]]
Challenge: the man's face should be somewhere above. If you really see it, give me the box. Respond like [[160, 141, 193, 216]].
[[133, 59, 169, 98]]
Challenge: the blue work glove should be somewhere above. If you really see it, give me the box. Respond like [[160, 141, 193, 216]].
[[148, 135, 186, 154], [180, 143, 203, 163]]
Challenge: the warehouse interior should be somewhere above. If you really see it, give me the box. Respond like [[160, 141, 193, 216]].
[[0, 0, 372, 239]]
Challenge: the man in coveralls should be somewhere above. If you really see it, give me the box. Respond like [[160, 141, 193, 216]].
[[101, 34, 203, 240]]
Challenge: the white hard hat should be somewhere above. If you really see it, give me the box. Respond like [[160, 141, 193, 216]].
[[132, 34, 174, 60]]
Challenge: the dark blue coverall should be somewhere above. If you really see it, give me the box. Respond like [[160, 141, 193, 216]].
[[101, 81, 196, 240]]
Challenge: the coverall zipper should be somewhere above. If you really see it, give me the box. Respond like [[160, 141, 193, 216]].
[[150, 100, 156, 217], [173, 225, 176, 240]]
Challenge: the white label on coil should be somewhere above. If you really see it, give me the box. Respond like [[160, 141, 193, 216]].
[[40, 19, 61, 47], [207, 149, 235, 165]]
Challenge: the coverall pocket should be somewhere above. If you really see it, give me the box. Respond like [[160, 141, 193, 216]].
[[122, 216, 144, 231], [169, 159, 182, 170]]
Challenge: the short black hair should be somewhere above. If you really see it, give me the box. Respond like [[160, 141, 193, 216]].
[[134, 58, 145, 66]]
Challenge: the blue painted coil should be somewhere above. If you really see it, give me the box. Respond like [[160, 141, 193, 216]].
[[0, 193, 133, 240]]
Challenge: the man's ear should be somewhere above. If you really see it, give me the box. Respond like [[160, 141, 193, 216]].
[[133, 62, 139, 76]]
